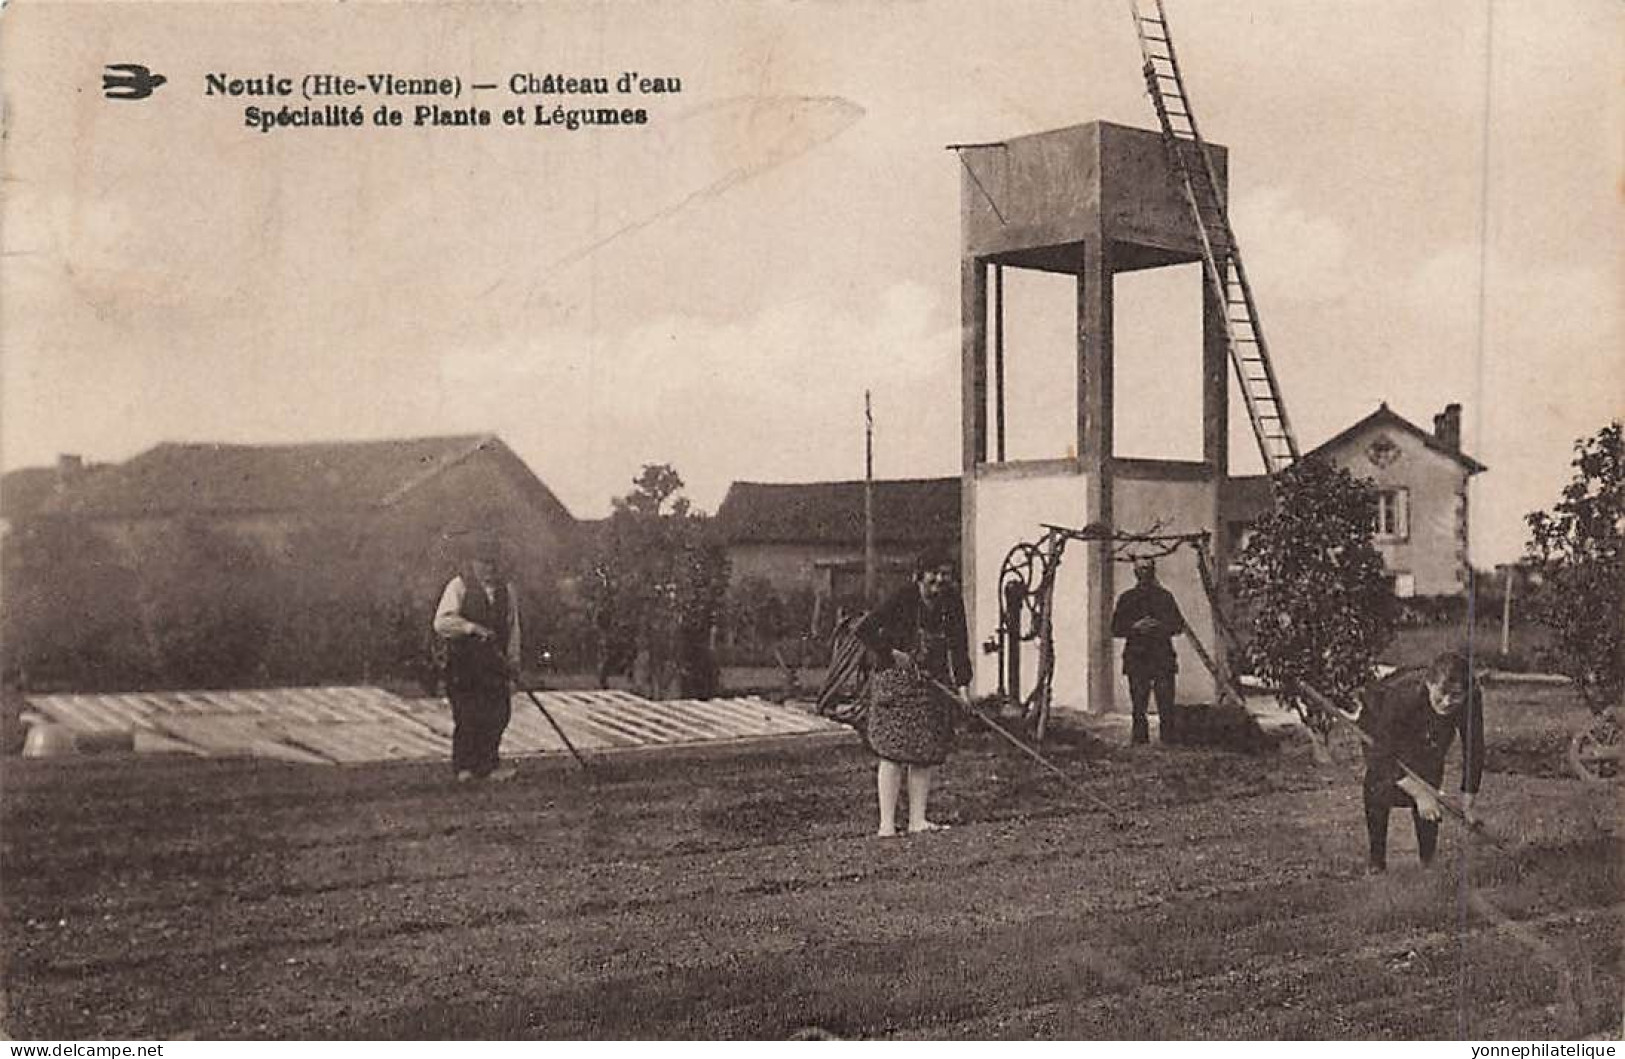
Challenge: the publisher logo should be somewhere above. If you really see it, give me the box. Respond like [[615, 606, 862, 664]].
[[102, 63, 167, 101]]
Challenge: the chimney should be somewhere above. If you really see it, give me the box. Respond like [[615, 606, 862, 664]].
[[1432, 403, 1461, 453], [55, 453, 84, 490]]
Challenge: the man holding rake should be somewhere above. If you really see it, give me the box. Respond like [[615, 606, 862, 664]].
[[433, 531, 523, 784], [1358, 649, 1486, 873]]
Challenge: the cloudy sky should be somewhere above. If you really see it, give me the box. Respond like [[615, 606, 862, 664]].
[[2, 0, 1619, 564]]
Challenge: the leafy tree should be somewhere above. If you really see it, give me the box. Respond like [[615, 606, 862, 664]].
[[132, 519, 275, 688], [726, 576, 788, 653], [1234, 457, 1395, 733], [1524, 422, 1623, 711], [581, 465, 729, 698], [1, 519, 151, 690], [673, 532, 729, 697]]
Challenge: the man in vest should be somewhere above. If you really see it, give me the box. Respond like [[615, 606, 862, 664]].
[[433, 532, 523, 783], [1110, 558, 1187, 745]]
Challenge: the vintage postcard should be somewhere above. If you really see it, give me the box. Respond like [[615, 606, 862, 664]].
[[1, 0, 1620, 1042]]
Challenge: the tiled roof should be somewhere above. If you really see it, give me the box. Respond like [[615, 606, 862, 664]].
[[1309, 405, 1487, 474], [37, 435, 568, 518], [715, 477, 961, 546]]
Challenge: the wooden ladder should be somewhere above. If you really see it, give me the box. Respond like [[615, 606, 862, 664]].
[[1131, 0, 1300, 474]]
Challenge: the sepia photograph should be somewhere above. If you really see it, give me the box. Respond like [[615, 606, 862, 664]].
[[1, 0, 1620, 1041]]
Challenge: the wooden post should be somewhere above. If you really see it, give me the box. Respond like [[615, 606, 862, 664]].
[[864, 391, 877, 607], [1501, 566, 1514, 657]]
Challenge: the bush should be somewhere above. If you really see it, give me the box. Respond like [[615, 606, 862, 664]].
[[1524, 422, 1623, 711], [578, 465, 729, 699], [1233, 458, 1395, 730]]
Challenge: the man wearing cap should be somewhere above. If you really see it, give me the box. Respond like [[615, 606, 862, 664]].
[[1110, 558, 1187, 745], [433, 535, 523, 783]]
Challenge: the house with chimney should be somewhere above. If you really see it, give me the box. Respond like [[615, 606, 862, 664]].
[[1222, 402, 1487, 597]]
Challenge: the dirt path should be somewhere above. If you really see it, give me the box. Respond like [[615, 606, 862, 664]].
[[2, 694, 1619, 1039]]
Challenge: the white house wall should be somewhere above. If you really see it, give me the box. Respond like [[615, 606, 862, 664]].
[[1321, 427, 1471, 596]]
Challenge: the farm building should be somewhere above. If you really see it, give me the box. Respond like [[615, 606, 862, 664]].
[[3, 435, 578, 689], [715, 477, 960, 614], [0, 455, 107, 535]]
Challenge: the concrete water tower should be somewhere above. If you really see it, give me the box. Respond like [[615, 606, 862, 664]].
[[958, 120, 1230, 714]]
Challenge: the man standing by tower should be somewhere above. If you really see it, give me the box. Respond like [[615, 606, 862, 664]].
[[434, 532, 523, 783], [1111, 558, 1187, 745]]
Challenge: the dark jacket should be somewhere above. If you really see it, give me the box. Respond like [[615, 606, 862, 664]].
[[1110, 582, 1186, 676], [1359, 666, 1486, 794], [854, 583, 972, 688], [445, 574, 513, 692]]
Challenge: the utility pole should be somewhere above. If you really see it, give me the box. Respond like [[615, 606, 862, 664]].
[[1501, 565, 1514, 656], [864, 391, 877, 606]]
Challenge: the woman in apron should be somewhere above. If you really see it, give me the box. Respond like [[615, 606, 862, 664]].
[[853, 548, 972, 836]]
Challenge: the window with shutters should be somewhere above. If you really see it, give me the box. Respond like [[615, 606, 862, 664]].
[[1375, 488, 1410, 542]]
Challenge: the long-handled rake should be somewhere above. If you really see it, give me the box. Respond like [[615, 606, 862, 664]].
[[523, 688, 592, 772], [1296, 682, 1506, 852], [1180, 627, 1503, 851], [924, 676, 1130, 829]]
